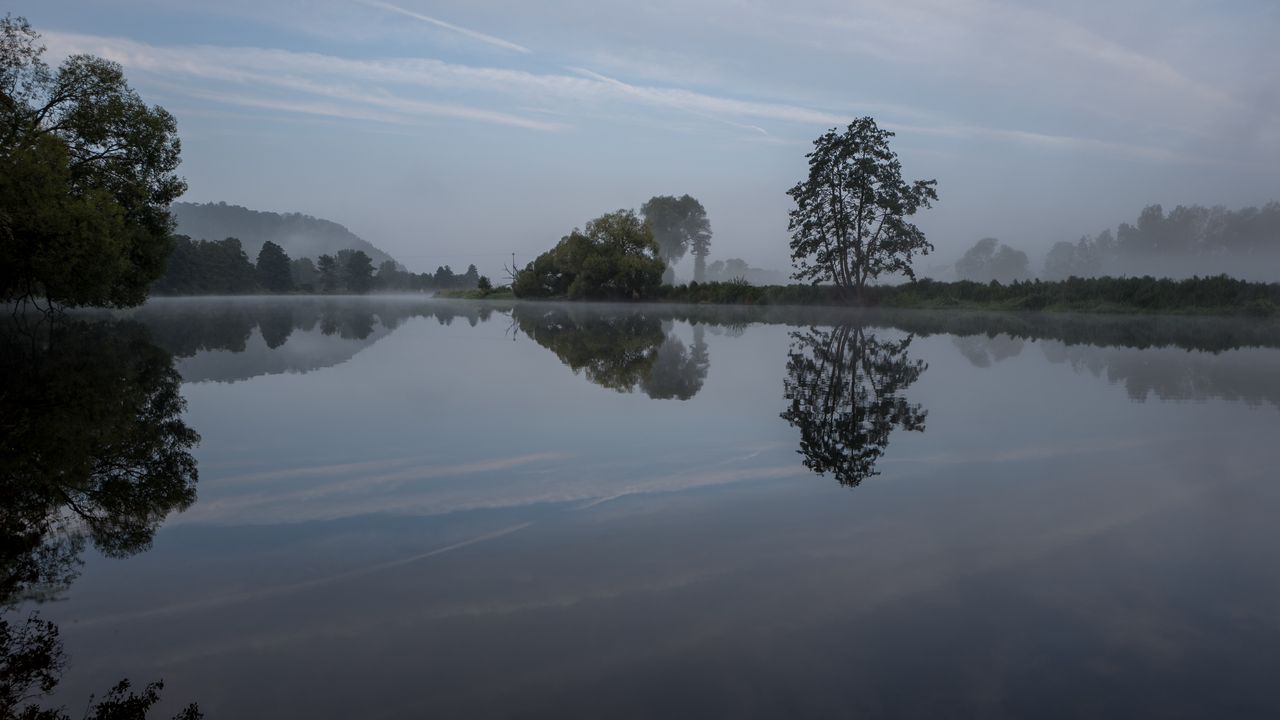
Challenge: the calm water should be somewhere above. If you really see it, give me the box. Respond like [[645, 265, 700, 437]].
[[6, 296, 1280, 718]]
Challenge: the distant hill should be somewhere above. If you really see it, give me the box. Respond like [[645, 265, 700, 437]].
[[171, 202, 395, 266]]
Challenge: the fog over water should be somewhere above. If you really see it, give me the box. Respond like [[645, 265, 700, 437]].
[[8, 297, 1280, 717]]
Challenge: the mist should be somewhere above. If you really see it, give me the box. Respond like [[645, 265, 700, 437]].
[[13, 0, 1278, 281]]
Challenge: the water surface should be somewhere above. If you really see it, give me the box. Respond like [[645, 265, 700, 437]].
[[7, 297, 1280, 718]]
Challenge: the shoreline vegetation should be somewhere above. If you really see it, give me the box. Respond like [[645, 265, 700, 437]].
[[435, 275, 1280, 318]]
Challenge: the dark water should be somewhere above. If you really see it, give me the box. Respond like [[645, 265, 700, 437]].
[[6, 297, 1280, 718]]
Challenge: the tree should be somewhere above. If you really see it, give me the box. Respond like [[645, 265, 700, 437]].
[[786, 117, 938, 298], [340, 249, 375, 293], [640, 195, 712, 283], [255, 240, 292, 292], [290, 257, 317, 291], [0, 16, 185, 309], [477, 275, 492, 293], [956, 237, 1030, 282], [513, 210, 665, 300], [316, 254, 338, 293]]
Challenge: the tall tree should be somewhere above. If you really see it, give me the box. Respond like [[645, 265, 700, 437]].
[[255, 240, 293, 292], [290, 257, 317, 290], [0, 16, 185, 309], [640, 195, 712, 283], [341, 249, 375, 294], [787, 117, 937, 299], [316, 254, 338, 293]]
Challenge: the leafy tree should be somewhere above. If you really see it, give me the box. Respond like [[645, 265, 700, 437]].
[[787, 117, 938, 298], [956, 237, 1030, 282], [0, 16, 185, 309], [152, 237, 258, 294], [340, 249, 375, 293], [290, 257, 317, 290], [513, 210, 665, 300], [255, 240, 293, 292], [316, 254, 338, 293], [780, 324, 927, 486], [640, 195, 712, 283], [461, 264, 480, 288], [477, 275, 492, 293]]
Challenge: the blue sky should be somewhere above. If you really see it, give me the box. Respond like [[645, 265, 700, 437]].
[[16, 0, 1280, 277]]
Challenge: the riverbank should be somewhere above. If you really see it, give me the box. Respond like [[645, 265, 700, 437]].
[[438, 275, 1280, 317]]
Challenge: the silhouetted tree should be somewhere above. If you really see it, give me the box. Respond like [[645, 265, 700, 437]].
[[787, 117, 938, 298], [316, 254, 338, 293], [0, 16, 185, 309], [255, 240, 293, 292], [781, 325, 927, 486], [340, 249, 375, 293], [290, 256, 318, 291]]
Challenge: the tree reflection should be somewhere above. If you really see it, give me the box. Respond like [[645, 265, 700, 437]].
[[0, 319, 202, 718], [514, 307, 708, 399], [781, 325, 927, 487]]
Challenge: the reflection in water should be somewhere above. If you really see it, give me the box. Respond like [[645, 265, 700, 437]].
[[781, 325, 927, 486], [951, 333, 1024, 367], [514, 306, 709, 399], [0, 319, 201, 719]]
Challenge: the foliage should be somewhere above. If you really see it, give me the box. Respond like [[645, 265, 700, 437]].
[[652, 275, 1280, 317], [513, 210, 665, 300], [338, 249, 375, 293], [476, 275, 492, 292], [640, 195, 712, 282], [316, 254, 338, 293], [0, 16, 185, 308], [255, 240, 293, 292], [151, 236, 259, 295], [955, 238, 1030, 282], [787, 117, 938, 296], [290, 256, 317, 291]]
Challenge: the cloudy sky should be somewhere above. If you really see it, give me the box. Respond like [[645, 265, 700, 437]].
[[17, 0, 1280, 277]]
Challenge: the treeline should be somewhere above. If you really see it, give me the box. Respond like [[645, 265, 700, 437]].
[[657, 275, 1280, 316], [151, 236, 483, 295], [1047, 202, 1280, 280], [957, 203, 1280, 283]]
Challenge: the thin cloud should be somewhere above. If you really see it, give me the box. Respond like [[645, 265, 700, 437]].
[[354, 0, 531, 54]]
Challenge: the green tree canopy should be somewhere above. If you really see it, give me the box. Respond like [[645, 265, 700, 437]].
[[640, 195, 712, 283], [0, 16, 185, 308], [787, 117, 937, 298], [255, 240, 293, 292], [513, 210, 665, 300]]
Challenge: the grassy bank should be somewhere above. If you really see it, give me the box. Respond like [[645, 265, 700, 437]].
[[652, 275, 1280, 317]]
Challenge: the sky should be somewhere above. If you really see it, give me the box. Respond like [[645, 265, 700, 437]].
[[15, 0, 1280, 277]]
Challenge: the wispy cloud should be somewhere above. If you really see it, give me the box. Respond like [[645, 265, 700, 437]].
[[354, 0, 531, 54]]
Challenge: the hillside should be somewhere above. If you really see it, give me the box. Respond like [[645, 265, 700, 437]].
[[171, 202, 396, 266]]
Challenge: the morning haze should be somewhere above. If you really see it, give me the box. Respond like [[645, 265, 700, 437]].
[[13, 0, 1280, 280], [4, 2, 1280, 718]]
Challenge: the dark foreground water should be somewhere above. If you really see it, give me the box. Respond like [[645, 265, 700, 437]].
[[6, 296, 1280, 718]]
